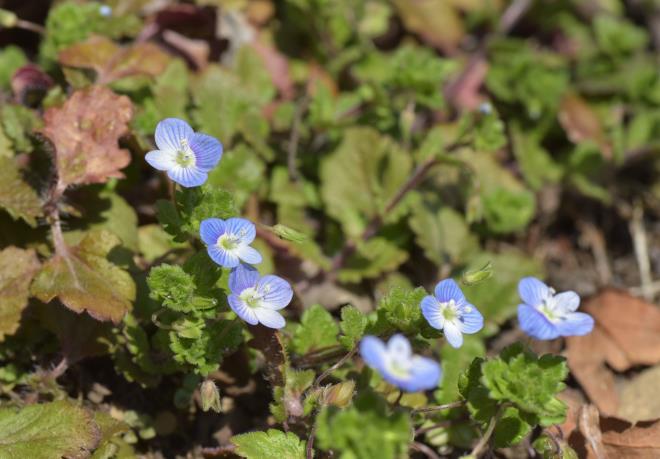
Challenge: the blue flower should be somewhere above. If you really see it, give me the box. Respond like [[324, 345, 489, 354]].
[[99, 5, 112, 16], [517, 277, 594, 340], [420, 279, 484, 348], [228, 264, 293, 329], [359, 334, 441, 392], [145, 118, 222, 188], [200, 218, 262, 268]]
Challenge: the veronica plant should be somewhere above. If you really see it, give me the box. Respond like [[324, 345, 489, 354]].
[[228, 264, 293, 329], [420, 279, 484, 348], [145, 118, 222, 187], [200, 217, 262, 268], [359, 334, 442, 392], [517, 277, 594, 340]]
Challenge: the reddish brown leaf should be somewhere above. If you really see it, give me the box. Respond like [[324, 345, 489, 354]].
[[589, 289, 660, 366], [601, 417, 660, 458], [250, 36, 294, 100], [11, 64, 53, 105], [559, 93, 612, 159], [42, 85, 133, 188], [59, 35, 170, 84]]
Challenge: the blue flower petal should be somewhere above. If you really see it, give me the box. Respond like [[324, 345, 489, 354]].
[[360, 336, 387, 371], [145, 150, 175, 171], [235, 245, 262, 265], [228, 294, 258, 325], [155, 118, 194, 152], [517, 304, 559, 340], [167, 166, 207, 187], [258, 275, 293, 310], [225, 218, 256, 243], [200, 218, 225, 245], [189, 133, 223, 171], [387, 334, 412, 360], [229, 264, 260, 294], [254, 308, 286, 329], [518, 277, 550, 308], [207, 245, 240, 268], [460, 305, 484, 334], [434, 279, 466, 304], [406, 356, 442, 392], [421, 295, 444, 330], [443, 321, 463, 348], [554, 291, 580, 314], [556, 312, 594, 337]]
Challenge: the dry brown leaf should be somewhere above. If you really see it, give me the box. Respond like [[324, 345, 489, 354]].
[[393, 0, 464, 54], [579, 405, 608, 459], [566, 326, 620, 416], [588, 290, 660, 366], [557, 388, 586, 438], [559, 93, 612, 159], [619, 366, 660, 422], [600, 417, 660, 458], [42, 85, 133, 188], [59, 35, 170, 84]]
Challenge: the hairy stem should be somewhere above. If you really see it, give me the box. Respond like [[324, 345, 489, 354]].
[[470, 403, 506, 457]]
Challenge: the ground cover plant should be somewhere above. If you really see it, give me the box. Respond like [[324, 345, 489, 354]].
[[1, 0, 660, 457]]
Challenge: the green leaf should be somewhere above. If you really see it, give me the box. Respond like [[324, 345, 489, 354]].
[[481, 343, 568, 426], [0, 247, 40, 342], [177, 186, 237, 237], [339, 305, 367, 349], [231, 429, 306, 459], [147, 264, 196, 312], [31, 229, 136, 323], [462, 250, 542, 328], [338, 236, 409, 283], [594, 15, 648, 57], [270, 367, 316, 422], [206, 143, 265, 209], [1, 104, 41, 154], [316, 391, 410, 459], [371, 286, 438, 336], [437, 335, 485, 404], [472, 109, 507, 153], [320, 127, 413, 239], [510, 124, 562, 190], [0, 45, 27, 89], [409, 201, 478, 266], [138, 224, 186, 262], [458, 357, 498, 423], [292, 304, 339, 354], [492, 406, 534, 448], [0, 400, 100, 459], [0, 156, 43, 227], [482, 187, 536, 234]]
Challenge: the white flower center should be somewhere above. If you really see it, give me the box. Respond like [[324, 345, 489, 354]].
[[239, 287, 264, 309], [538, 288, 563, 322], [385, 354, 411, 379], [175, 139, 195, 168], [439, 299, 460, 321], [217, 233, 241, 251]]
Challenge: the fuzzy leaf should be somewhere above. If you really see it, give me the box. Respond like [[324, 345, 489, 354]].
[[31, 230, 135, 323], [232, 429, 305, 459], [0, 157, 43, 227], [338, 237, 409, 283], [292, 304, 339, 354], [42, 85, 133, 187], [339, 305, 367, 349], [0, 400, 100, 459], [0, 247, 40, 341], [320, 127, 412, 239], [59, 35, 169, 84]]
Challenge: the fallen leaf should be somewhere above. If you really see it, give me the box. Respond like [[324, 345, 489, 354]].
[[42, 85, 133, 188], [579, 405, 607, 459], [566, 327, 621, 416], [559, 93, 612, 159], [557, 388, 586, 438], [619, 365, 660, 422], [0, 246, 40, 341], [250, 36, 294, 100], [31, 230, 135, 323], [59, 35, 170, 84], [600, 417, 660, 458], [393, 0, 464, 54], [0, 156, 43, 227]]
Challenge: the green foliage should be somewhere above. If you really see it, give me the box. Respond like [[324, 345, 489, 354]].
[[291, 304, 339, 354], [0, 157, 43, 227], [316, 391, 411, 459], [338, 306, 367, 349], [1, 104, 41, 153], [0, 46, 26, 89], [232, 429, 306, 459], [0, 400, 100, 459]]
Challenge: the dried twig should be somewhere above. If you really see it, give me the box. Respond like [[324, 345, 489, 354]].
[[629, 202, 654, 300]]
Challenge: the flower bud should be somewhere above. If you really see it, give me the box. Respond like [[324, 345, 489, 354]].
[[323, 380, 355, 408], [461, 261, 493, 286], [270, 224, 308, 243], [200, 380, 221, 413], [0, 9, 17, 28]]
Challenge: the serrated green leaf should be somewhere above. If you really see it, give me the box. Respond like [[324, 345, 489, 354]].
[[437, 335, 485, 404], [492, 406, 535, 448], [0, 400, 100, 459], [510, 124, 563, 190], [481, 343, 568, 426], [320, 127, 413, 239], [0, 157, 42, 227], [316, 391, 410, 459], [292, 304, 339, 354], [339, 305, 367, 349], [339, 236, 409, 283], [31, 229, 135, 323], [482, 187, 535, 234], [0, 247, 40, 342], [177, 186, 237, 237], [0, 45, 27, 89], [1, 104, 41, 153], [370, 286, 437, 336], [232, 429, 306, 459]]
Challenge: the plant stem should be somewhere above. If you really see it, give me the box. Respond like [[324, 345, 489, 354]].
[[470, 403, 506, 457], [306, 420, 317, 459], [312, 346, 358, 389], [412, 400, 465, 415]]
